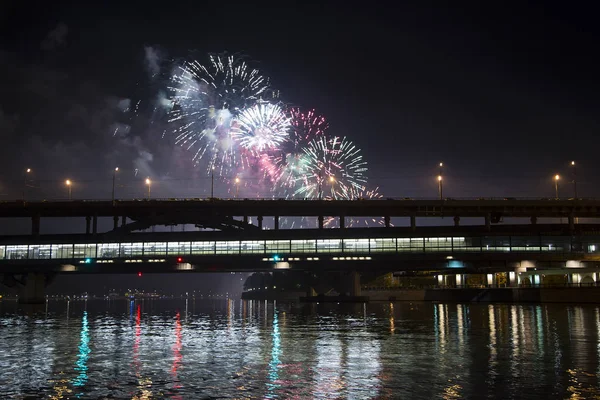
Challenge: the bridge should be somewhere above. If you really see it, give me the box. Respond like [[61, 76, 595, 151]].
[[1, 198, 600, 303], [1, 198, 600, 235]]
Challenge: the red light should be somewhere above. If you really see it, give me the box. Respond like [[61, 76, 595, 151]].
[[138, 272, 142, 277], [177, 257, 183, 263]]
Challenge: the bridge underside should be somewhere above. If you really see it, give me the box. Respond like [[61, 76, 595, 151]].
[[111, 215, 261, 233], [0, 252, 598, 275]]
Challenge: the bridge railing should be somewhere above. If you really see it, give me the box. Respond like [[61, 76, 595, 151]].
[[3, 196, 599, 203]]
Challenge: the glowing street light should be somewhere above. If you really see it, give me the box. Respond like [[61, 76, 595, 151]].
[[438, 162, 443, 200], [235, 177, 240, 198], [554, 174, 560, 199], [570, 161, 577, 198], [328, 176, 336, 198], [145, 178, 151, 200], [23, 168, 32, 201], [112, 167, 119, 202], [65, 179, 72, 200]]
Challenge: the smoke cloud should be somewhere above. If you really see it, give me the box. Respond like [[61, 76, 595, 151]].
[[144, 46, 160, 78], [41, 23, 68, 51]]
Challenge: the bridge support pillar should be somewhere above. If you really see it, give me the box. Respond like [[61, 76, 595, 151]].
[[485, 213, 491, 231], [31, 215, 40, 237], [453, 216, 460, 227], [85, 216, 91, 234], [257, 216, 263, 230], [530, 216, 537, 225], [243, 215, 248, 225], [347, 271, 361, 297], [274, 216, 279, 230], [92, 215, 98, 235], [113, 215, 119, 230], [568, 215, 575, 231], [18, 273, 47, 305], [384, 216, 390, 227], [318, 216, 324, 229], [122, 215, 126, 226], [340, 216, 345, 229], [410, 215, 416, 231]]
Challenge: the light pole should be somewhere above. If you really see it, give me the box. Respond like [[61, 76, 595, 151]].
[[211, 166, 215, 198], [23, 168, 31, 201], [65, 179, 72, 200], [318, 169, 323, 200], [112, 167, 119, 202], [554, 174, 560, 199], [145, 178, 151, 200], [235, 177, 240, 198], [329, 176, 335, 199], [571, 161, 577, 199], [438, 162, 443, 200]]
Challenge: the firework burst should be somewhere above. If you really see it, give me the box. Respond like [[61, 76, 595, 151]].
[[292, 136, 367, 199], [167, 53, 270, 174], [231, 102, 291, 153], [286, 108, 328, 152]]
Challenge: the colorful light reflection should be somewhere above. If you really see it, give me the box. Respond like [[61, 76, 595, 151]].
[[72, 311, 90, 389], [265, 309, 281, 398]]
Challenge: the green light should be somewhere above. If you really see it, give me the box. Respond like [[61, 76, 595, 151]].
[[85, 258, 92, 264], [273, 255, 280, 261]]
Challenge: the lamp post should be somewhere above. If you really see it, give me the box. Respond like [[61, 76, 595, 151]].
[[329, 176, 335, 199], [23, 168, 31, 201], [438, 162, 443, 200], [211, 166, 215, 198], [235, 177, 240, 198], [318, 169, 323, 200], [570, 161, 577, 199], [112, 167, 119, 202], [554, 174, 560, 199], [145, 178, 151, 200], [65, 179, 72, 200]]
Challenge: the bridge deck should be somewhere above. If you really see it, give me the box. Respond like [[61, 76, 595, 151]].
[[0, 198, 599, 218]]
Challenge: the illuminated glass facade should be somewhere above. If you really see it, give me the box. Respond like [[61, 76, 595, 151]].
[[0, 235, 597, 261]]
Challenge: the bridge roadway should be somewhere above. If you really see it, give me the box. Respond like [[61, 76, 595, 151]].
[[1, 198, 600, 234], [0, 224, 599, 275]]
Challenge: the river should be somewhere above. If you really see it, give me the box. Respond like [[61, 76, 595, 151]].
[[0, 299, 599, 399]]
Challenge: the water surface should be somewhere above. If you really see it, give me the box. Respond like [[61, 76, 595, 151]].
[[1, 299, 599, 399]]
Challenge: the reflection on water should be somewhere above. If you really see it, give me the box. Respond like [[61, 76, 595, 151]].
[[1, 300, 600, 398], [72, 310, 90, 390]]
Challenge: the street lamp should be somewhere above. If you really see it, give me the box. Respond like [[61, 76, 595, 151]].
[[570, 161, 577, 199], [112, 167, 119, 202], [23, 168, 32, 201], [329, 176, 335, 199], [145, 178, 151, 200], [235, 177, 240, 198], [554, 174, 560, 199], [65, 179, 72, 200], [211, 166, 215, 198], [438, 162, 443, 200]]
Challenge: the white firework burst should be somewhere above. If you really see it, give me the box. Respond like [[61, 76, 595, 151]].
[[231, 102, 291, 153], [293, 136, 368, 199]]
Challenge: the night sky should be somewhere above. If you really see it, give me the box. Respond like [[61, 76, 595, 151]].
[[0, 1, 599, 293]]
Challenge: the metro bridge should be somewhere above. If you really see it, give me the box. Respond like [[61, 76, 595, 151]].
[[1, 198, 600, 303], [0, 198, 599, 235]]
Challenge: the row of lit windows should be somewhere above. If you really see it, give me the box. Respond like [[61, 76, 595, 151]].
[[0, 236, 597, 260]]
